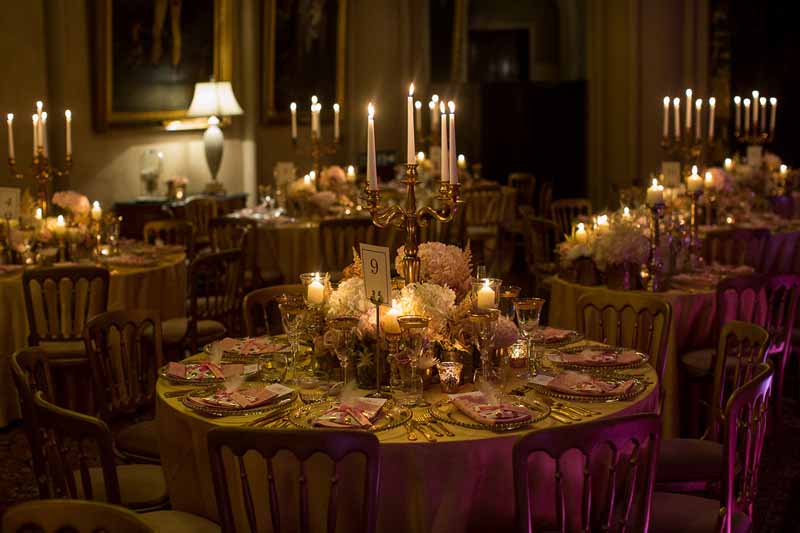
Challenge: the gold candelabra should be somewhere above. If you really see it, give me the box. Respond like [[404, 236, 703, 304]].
[[660, 135, 711, 170], [688, 190, 704, 268], [293, 133, 340, 189], [365, 163, 462, 283], [8, 149, 71, 217], [734, 130, 773, 146], [648, 202, 664, 292]]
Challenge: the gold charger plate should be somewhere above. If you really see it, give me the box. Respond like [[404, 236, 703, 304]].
[[547, 345, 649, 372], [180, 385, 297, 417], [529, 373, 646, 403], [428, 398, 550, 433], [287, 401, 412, 433]]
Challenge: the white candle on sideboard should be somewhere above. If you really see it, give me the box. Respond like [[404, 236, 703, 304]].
[[743, 98, 751, 134], [662, 96, 669, 138], [708, 97, 716, 140], [367, 103, 377, 190], [414, 100, 422, 134], [333, 103, 340, 141], [759, 97, 766, 132], [448, 101, 457, 185], [685, 89, 692, 130], [476, 279, 496, 309], [41, 112, 48, 158], [31, 114, 38, 156], [440, 102, 448, 183], [673, 98, 680, 138], [64, 110, 72, 156], [407, 83, 415, 164], [770, 97, 777, 135], [694, 99, 702, 140], [289, 102, 297, 140], [752, 91, 759, 132], [6, 114, 14, 160], [734, 96, 741, 135]]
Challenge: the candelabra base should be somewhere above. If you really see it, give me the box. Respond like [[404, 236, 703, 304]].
[[204, 180, 226, 195]]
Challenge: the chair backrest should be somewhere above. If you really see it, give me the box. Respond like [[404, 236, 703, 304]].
[[576, 291, 673, 384], [521, 214, 558, 268], [188, 249, 243, 349], [143, 219, 195, 258], [706, 320, 770, 441], [721, 362, 773, 528], [210, 217, 250, 251], [551, 198, 592, 240], [208, 428, 381, 533], [84, 309, 163, 421], [182, 197, 219, 243], [32, 391, 120, 503], [513, 413, 662, 532], [715, 274, 768, 333], [508, 172, 536, 208], [703, 228, 771, 271], [243, 284, 304, 337], [10, 348, 55, 498], [764, 274, 800, 372], [462, 185, 504, 227], [318, 218, 376, 273], [2, 499, 153, 533], [22, 266, 110, 346], [538, 180, 553, 218]]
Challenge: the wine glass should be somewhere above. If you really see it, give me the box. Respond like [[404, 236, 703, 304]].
[[469, 310, 499, 382], [329, 316, 360, 389], [278, 301, 306, 383], [499, 286, 522, 320], [514, 298, 546, 374], [259, 351, 288, 383], [397, 315, 431, 406]]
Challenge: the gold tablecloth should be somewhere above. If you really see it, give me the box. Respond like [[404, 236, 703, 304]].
[[548, 275, 717, 438], [0, 254, 186, 425], [156, 359, 657, 533]]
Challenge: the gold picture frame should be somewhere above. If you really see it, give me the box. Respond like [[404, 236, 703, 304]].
[[91, 0, 234, 131], [261, 0, 347, 124]]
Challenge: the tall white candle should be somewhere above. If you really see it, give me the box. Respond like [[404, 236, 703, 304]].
[[759, 97, 766, 132], [367, 103, 377, 190], [694, 99, 702, 140], [685, 89, 692, 130], [407, 83, 415, 164], [289, 102, 297, 140], [64, 109, 72, 156], [743, 98, 751, 134], [708, 97, 716, 140], [431, 94, 440, 137], [414, 100, 422, 134], [770, 97, 777, 135], [733, 96, 741, 135], [31, 114, 38, 156], [673, 98, 680, 138], [752, 91, 759, 132], [440, 102, 448, 183], [311, 96, 319, 137], [448, 101, 457, 185], [35, 101, 43, 149], [41, 111, 48, 158], [333, 103, 340, 141], [662, 96, 669, 138], [6, 114, 14, 160]]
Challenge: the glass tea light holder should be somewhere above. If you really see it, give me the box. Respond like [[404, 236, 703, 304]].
[[300, 272, 329, 307], [471, 278, 503, 312], [436, 361, 464, 393], [508, 340, 528, 369]]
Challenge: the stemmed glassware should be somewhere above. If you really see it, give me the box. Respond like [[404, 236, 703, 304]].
[[514, 298, 546, 375], [329, 316, 360, 390], [499, 286, 521, 320], [469, 310, 499, 382], [398, 315, 431, 406], [278, 301, 306, 383]]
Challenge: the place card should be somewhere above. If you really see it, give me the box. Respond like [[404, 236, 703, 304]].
[[747, 145, 763, 168], [0, 187, 21, 219], [661, 161, 681, 187], [360, 243, 392, 304]]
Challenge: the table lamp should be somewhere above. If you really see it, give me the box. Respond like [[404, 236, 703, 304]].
[[187, 81, 243, 194]]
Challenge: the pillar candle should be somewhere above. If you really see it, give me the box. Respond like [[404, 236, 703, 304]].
[[647, 178, 663, 206], [752, 91, 759, 132], [31, 115, 38, 156], [685, 89, 692, 130], [743, 99, 751, 134], [41, 112, 48, 158], [734, 96, 741, 136], [673, 98, 680, 138], [333, 103, 340, 141], [91, 201, 102, 221], [724, 158, 733, 171], [694, 99, 702, 140], [448, 101, 457, 185], [708, 97, 716, 140], [290, 102, 297, 140], [64, 110, 72, 156], [770, 97, 777, 135], [380, 300, 402, 334], [476, 280, 495, 309], [704, 171, 713, 189], [440, 102, 448, 183], [414, 100, 422, 134], [759, 97, 766, 132], [662, 96, 669, 138], [367, 103, 377, 190], [574, 222, 588, 243], [307, 275, 325, 305], [687, 165, 703, 192], [407, 84, 415, 164], [6, 114, 14, 160]]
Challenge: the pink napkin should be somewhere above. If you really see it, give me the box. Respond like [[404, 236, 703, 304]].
[[451, 392, 532, 426], [197, 383, 292, 409], [559, 348, 642, 366], [540, 327, 572, 342], [167, 362, 186, 378], [313, 397, 387, 429], [545, 371, 635, 396]]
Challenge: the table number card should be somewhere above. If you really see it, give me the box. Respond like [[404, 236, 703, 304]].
[[0, 188, 21, 219], [747, 145, 763, 168], [359, 243, 392, 304], [661, 161, 681, 187]]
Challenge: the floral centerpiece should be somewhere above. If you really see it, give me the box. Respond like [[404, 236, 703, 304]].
[[52, 190, 91, 222], [287, 165, 361, 218]]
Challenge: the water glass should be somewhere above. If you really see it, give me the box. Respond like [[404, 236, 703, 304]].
[[499, 286, 522, 320], [278, 302, 306, 382], [329, 316, 360, 388], [259, 351, 288, 383], [514, 298, 546, 341]]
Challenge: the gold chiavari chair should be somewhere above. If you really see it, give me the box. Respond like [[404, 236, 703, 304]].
[[550, 198, 592, 241]]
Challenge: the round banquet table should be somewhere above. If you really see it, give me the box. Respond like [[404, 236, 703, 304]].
[[548, 275, 719, 438], [0, 253, 186, 425], [156, 355, 657, 533]]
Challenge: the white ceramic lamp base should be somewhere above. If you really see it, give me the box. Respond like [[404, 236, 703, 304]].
[[203, 117, 225, 195]]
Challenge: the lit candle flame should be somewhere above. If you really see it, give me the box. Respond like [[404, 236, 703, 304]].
[[311, 95, 318, 105], [408, 83, 414, 97], [672, 97, 680, 107], [709, 97, 716, 106], [770, 97, 777, 106], [64, 110, 71, 120], [431, 94, 439, 103], [685, 88, 692, 98], [448, 101, 455, 114], [439, 102, 446, 114], [414, 100, 421, 110], [663, 96, 669, 105], [695, 99, 702, 110], [6, 113, 12, 121], [759, 97, 766, 106], [290, 102, 296, 111], [428, 101, 435, 110], [691, 165, 698, 175], [368, 103, 374, 119], [734, 96, 741, 104], [333, 103, 340, 112]]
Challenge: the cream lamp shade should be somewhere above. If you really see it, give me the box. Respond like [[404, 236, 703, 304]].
[[187, 81, 243, 117]]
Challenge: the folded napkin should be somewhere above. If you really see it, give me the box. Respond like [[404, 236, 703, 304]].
[[167, 362, 256, 380], [450, 391, 532, 426], [313, 397, 387, 429], [195, 383, 293, 409], [556, 348, 641, 366], [539, 327, 573, 342], [216, 336, 286, 355], [538, 371, 635, 397]]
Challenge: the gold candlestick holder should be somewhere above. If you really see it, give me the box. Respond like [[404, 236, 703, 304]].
[[293, 133, 340, 189], [688, 190, 704, 269], [660, 135, 710, 170], [364, 163, 462, 283], [8, 149, 72, 217], [734, 129, 773, 147]]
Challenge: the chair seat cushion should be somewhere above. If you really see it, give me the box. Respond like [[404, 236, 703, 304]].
[[77, 464, 168, 510], [140, 511, 221, 533], [651, 492, 750, 533], [655, 438, 723, 483], [160, 318, 226, 345], [116, 420, 160, 461]]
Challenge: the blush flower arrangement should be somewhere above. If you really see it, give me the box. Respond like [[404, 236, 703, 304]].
[[591, 220, 650, 271], [52, 191, 90, 218], [394, 242, 472, 297]]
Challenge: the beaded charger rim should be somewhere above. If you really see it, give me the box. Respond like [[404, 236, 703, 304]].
[[548, 345, 649, 371], [428, 398, 550, 433], [530, 330, 584, 348], [158, 362, 260, 385], [180, 385, 298, 417], [528, 373, 647, 403], [287, 400, 412, 433]]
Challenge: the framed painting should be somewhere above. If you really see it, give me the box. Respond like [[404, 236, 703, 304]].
[[91, 0, 234, 130], [262, 0, 347, 124]]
